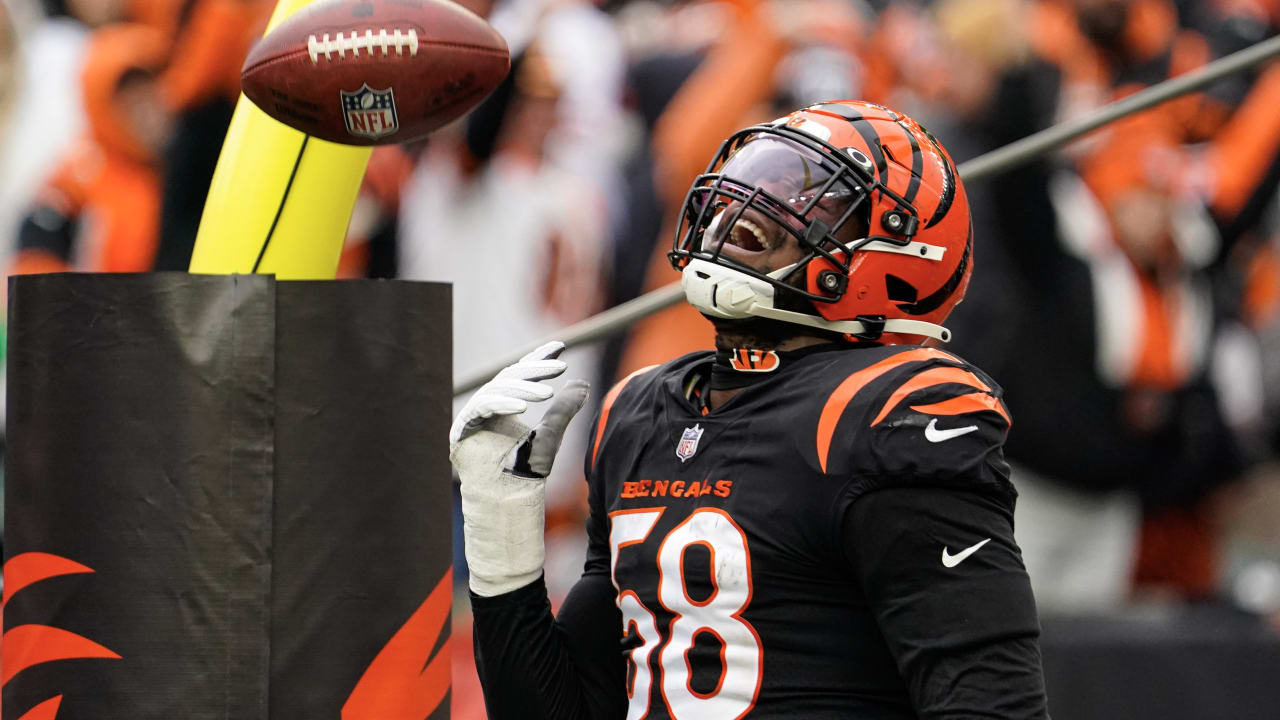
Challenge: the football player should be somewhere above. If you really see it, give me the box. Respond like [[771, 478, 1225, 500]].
[[451, 100, 1048, 719]]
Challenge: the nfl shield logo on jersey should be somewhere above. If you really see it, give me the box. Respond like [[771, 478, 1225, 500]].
[[341, 84, 399, 139], [676, 424, 704, 462]]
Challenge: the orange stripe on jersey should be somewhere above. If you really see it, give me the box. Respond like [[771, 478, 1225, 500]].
[[591, 365, 659, 469], [910, 392, 1011, 427], [815, 348, 954, 473], [870, 366, 991, 426]]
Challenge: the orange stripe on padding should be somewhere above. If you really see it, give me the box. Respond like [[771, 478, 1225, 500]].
[[871, 366, 991, 426], [591, 365, 658, 469], [2, 552, 95, 607], [815, 348, 953, 473], [1, 625, 121, 686], [910, 392, 1011, 426], [341, 569, 453, 719], [16, 695, 63, 720]]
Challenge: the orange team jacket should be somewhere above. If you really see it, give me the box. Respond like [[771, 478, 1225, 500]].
[[12, 24, 169, 275]]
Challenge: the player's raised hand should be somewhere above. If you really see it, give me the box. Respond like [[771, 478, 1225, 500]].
[[450, 341, 572, 445], [449, 341, 591, 596]]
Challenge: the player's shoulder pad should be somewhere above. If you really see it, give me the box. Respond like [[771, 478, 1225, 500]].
[[812, 346, 1013, 491], [586, 353, 703, 473]]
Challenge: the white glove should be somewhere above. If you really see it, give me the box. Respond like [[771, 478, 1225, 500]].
[[449, 341, 590, 597]]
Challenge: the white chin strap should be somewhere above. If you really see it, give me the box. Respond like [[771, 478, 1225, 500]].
[[680, 258, 952, 343]]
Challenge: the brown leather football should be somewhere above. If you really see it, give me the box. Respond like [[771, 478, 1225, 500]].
[[241, 0, 510, 145]]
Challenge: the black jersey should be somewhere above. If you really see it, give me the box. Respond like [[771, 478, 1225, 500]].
[[471, 344, 1048, 720]]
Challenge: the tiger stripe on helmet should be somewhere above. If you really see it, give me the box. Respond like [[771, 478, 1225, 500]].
[[919, 128, 957, 228], [809, 103, 888, 181], [812, 103, 939, 222], [897, 223, 972, 315], [897, 121, 924, 206], [860, 105, 925, 202]]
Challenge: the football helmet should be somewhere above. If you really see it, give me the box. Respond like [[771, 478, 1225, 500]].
[[669, 101, 972, 345]]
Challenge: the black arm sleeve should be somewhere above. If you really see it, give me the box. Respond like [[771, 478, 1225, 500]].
[[470, 464, 626, 719], [844, 486, 1048, 720], [471, 571, 625, 719]]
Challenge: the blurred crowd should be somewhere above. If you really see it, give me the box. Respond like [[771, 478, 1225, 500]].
[[2, 0, 1280, 715]]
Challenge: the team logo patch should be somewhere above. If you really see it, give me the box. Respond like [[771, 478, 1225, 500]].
[[730, 349, 780, 372], [676, 424, 704, 462], [341, 84, 399, 139], [2, 552, 122, 708]]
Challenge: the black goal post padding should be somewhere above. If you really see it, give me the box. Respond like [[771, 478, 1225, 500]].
[[3, 273, 453, 720]]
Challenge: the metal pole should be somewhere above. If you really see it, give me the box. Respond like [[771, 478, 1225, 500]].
[[454, 284, 687, 395], [455, 34, 1280, 395]]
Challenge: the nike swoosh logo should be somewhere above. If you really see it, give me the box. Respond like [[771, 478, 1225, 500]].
[[942, 538, 991, 567], [924, 418, 979, 442]]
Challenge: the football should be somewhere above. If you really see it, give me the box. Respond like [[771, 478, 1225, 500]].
[[241, 0, 510, 145]]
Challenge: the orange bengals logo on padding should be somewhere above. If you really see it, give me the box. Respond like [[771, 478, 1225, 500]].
[[730, 349, 780, 373], [1, 556, 452, 720], [342, 568, 453, 719], [2, 552, 122, 720]]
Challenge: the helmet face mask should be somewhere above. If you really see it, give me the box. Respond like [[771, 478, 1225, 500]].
[[674, 127, 884, 305], [670, 101, 972, 345]]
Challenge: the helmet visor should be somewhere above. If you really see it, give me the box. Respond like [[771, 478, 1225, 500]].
[[700, 134, 863, 253]]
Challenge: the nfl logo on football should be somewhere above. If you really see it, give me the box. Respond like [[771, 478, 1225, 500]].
[[676, 424, 704, 462], [340, 84, 399, 139]]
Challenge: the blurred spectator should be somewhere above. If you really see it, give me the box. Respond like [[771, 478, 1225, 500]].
[[1243, 231, 1280, 452], [1030, 0, 1227, 146], [488, 0, 627, 188], [974, 105, 1268, 610], [1179, 0, 1280, 108], [0, 2, 16, 131], [11, 22, 170, 274], [399, 34, 617, 405], [337, 144, 414, 279], [153, 0, 273, 271], [0, 0, 90, 267], [398, 0, 623, 602], [63, 0, 127, 27]]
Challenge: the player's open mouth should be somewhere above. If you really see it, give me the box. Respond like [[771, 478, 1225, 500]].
[[729, 218, 772, 252], [716, 206, 787, 256]]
